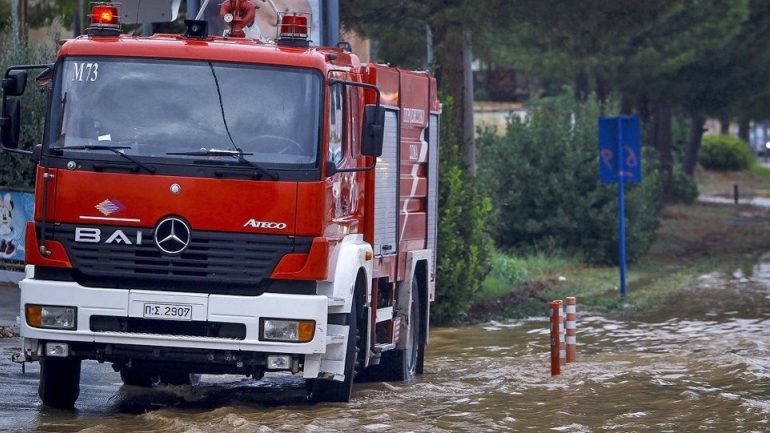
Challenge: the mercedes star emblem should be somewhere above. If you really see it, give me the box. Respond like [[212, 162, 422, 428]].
[[154, 217, 191, 254]]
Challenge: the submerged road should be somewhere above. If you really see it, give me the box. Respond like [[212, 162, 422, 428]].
[[0, 258, 768, 432]]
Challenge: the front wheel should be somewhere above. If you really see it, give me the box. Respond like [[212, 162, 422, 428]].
[[308, 296, 363, 403], [160, 372, 201, 386], [119, 366, 157, 387], [39, 357, 81, 409]]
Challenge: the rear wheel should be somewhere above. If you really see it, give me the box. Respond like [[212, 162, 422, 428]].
[[308, 296, 363, 402], [379, 279, 421, 381], [39, 357, 81, 409]]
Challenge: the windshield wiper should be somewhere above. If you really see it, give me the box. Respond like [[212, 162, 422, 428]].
[[55, 145, 156, 174], [167, 148, 278, 180]]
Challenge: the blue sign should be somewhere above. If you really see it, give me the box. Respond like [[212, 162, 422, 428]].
[[599, 116, 642, 184], [0, 190, 34, 262]]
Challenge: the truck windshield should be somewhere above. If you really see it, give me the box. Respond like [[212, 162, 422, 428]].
[[48, 57, 322, 167]]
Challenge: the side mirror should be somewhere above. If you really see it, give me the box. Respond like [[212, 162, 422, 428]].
[[2, 70, 28, 97], [0, 97, 21, 150], [361, 104, 385, 157]]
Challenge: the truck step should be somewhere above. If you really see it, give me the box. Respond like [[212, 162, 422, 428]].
[[372, 343, 396, 353], [326, 334, 346, 345], [375, 306, 393, 323], [327, 297, 346, 307]]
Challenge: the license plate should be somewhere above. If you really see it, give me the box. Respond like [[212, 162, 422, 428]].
[[142, 303, 193, 320]]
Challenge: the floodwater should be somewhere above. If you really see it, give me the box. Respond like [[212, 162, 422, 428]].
[[0, 258, 768, 432]]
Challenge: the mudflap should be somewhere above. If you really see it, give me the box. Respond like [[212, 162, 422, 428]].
[[304, 324, 350, 381]]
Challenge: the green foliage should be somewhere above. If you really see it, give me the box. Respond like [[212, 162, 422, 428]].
[[0, 25, 58, 189], [668, 164, 699, 204], [478, 249, 572, 301], [699, 134, 754, 171], [431, 98, 493, 325], [478, 95, 664, 265], [749, 163, 770, 180]]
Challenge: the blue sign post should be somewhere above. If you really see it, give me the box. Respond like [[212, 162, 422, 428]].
[[598, 116, 642, 298]]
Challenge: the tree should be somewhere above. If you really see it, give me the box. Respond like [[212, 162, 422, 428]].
[[679, 0, 770, 174], [493, 0, 750, 198], [341, 0, 505, 174]]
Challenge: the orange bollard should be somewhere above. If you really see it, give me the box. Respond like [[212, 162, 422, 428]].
[[558, 300, 566, 366], [566, 297, 577, 363], [549, 300, 561, 376]]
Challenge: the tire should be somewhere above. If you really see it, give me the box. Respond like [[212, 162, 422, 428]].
[[378, 279, 421, 381], [120, 366, 156, 387], [160, 371, 201, 386], [308, 296, 363, 403], [39, 357, 81, 409]]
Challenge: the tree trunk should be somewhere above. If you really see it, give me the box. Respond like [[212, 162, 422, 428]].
[[620, 94, 634, 115], [738, 117, 750, 144], [430, 9, 474, 173], [653, 102, 673, 200], [684, 112, 706, 176], [595, 74, 610, 104], [19, 0, 28, 41], [461, 28, 475, 176], [719, 116, 730, 134], [575, 69, 589, 101]]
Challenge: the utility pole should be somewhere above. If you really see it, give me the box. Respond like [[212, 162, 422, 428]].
[[324, 0, 339, 47], [187, 0, 200, 19]]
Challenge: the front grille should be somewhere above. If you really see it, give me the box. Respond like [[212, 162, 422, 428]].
[[48, 223, 312, 294], [90, 316, 246, 340]]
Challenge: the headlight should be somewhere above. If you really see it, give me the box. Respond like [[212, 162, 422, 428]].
[[26, 304, 77, 329], [260, 318, 315, 342]]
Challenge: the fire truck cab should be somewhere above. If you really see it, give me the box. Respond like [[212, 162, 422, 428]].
[[0, 5, 440, 408]]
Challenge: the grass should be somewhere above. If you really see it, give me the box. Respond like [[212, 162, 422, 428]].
[[749, 162, 770, 180], [472, 167, 770, 320]]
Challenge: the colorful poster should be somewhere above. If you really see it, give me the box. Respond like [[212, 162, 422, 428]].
[[0, 190, 34, 262]]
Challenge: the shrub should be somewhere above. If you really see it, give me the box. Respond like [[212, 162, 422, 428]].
[[478, 95, 664, 265], [431, 97, 493, 325], [668, 163, 699, 204], [699, 134, 753, 171]]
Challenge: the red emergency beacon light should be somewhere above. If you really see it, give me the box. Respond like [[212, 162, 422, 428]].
[[87, 3, 121, 36], [276, 13, 311, 47]]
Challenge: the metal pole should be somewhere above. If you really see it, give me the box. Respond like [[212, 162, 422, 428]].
[[74, 0, 84, 37], [187, 0, 200, 20], [617, 118, 627, 298], [549, 301, 561, 376], [195, 0, 212, 21], [558, 301, 566, 366], [325, 0, 339, 47], [566, 297, 577, 362]]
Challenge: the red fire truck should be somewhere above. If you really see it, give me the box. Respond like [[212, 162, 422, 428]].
[[0, 3, 439, 408]]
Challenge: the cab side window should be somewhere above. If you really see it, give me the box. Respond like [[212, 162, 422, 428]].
[[328, 83, 344, 165]]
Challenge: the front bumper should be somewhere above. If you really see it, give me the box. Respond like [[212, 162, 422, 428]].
[[19, 274, 331, 377]]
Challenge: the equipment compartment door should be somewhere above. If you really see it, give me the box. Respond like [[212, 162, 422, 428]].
[[374, 110, 399, 256]]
